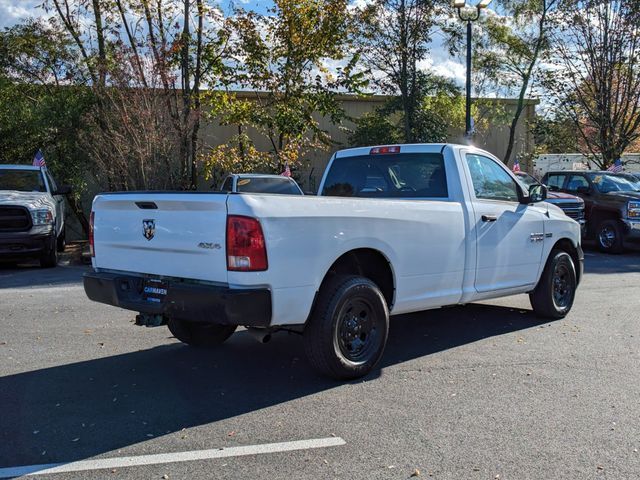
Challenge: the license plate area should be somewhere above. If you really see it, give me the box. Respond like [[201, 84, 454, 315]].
[[142, 278, 169, 303]]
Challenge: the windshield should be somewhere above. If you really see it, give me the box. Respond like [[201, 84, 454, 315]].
[[236, 177, 302, 195], [0, 169, 46, 192], [590, 173, 640, 193], [615, 174, 640, 191]]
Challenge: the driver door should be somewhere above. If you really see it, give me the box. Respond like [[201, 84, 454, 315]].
[[465, 153, 546, 293]]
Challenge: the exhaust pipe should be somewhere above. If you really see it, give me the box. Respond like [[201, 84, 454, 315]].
[[247, 327, 272, 344]]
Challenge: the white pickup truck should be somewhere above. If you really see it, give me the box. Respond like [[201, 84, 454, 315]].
[[0, 164, 70, 267], [84, 144, 583, 379]]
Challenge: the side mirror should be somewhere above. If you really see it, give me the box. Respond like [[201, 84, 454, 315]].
[[54, 185, 72, 195], [576, 186, 590, 195], [521, 184, 547, 204]]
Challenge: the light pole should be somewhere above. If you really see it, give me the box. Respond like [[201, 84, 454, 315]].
[[453, 0, 492, 140]]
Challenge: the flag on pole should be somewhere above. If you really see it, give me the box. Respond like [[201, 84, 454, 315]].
[[33, 149, 46, 167], [606, 158, 623, 173], [280, 161, 291, 177], [512, 158, 521, 173]]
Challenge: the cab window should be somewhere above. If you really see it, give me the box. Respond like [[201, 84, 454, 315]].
[[465, 154, 519, 202], [545, 173, 566, 191], [566, 174, 589, 193]]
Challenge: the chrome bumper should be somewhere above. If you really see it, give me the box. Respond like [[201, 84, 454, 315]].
[[624, 219, 640, 238]]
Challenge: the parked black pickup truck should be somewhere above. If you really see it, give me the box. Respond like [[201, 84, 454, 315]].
[[541, 170, 640, 253]]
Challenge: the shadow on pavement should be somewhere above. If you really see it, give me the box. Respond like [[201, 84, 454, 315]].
[[0, 303, 548, 470], [583, 247, 640, 275], [0, 264, 87, 289]]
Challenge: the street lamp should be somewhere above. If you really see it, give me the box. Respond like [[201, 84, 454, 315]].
[[453, 0, 492, 140]]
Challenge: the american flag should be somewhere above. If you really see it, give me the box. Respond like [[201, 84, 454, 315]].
[[33, 149, 46, 167], [280, 162, 291, 177], [607, 158, 623, 173], [512, 158, 521, 173]]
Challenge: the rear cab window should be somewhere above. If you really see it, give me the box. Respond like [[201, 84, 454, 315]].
[[321, 152, 448, 198]]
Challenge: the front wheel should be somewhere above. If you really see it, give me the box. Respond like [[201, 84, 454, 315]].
[[40, 242, 58, 268], [529, 249, 577, 319], [596, 220, 624, 254], [167, 318, 237, 347], [304, 275, 389, 380]]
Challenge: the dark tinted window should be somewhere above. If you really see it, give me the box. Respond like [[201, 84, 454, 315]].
[[321, 153, 448, 198], [236, 177, 302, 195], [0, 169, 46, 192]]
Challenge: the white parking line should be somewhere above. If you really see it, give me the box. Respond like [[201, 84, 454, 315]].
[[0, 437, 346, 478]]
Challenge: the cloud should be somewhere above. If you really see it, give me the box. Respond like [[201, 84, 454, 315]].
[[0, 0, 40, 29]]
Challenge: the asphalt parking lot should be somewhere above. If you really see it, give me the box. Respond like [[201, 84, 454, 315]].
[[1, 249, 639, 479]]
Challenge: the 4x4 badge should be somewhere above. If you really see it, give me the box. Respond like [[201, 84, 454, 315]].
[[143, 219, 155, 241]]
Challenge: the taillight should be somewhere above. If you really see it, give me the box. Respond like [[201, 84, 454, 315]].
[[89, 211, 95, 257], [226, 215, 268, 271], [370, 145, 400, 155]]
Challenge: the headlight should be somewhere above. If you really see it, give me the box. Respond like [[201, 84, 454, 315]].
[[628, 201, 640, 219], [31, 208, 54, 226]]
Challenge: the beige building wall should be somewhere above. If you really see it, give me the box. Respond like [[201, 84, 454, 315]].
[[199, 92, 539, 191]]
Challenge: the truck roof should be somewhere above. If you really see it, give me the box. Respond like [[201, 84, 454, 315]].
[[0, 164, 45, 171], [231, 173, 294, 179], [335, 143, 448, 158]]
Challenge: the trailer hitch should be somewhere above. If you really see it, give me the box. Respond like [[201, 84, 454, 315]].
[[135, 313, 165, 327]]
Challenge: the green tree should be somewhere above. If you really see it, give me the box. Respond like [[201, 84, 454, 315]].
[[545, 0, 640, 168], [354, 0, 440, 142], [0, 21, 94, 233], [202, 0, 365, 182], [472, 0, 560, 163]]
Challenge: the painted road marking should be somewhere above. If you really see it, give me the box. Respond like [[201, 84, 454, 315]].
[[0, 437, 346, 478]]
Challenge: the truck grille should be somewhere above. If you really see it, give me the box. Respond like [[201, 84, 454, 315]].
[[0, 206, 32, 232], [558, 202, 585, 221]]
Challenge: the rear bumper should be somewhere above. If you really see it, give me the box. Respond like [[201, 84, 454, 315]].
[[83, 271, 272, 327], [0, 229, 54, 259]]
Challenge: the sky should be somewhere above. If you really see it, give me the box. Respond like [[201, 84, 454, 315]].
[[0, 0, 478, 91]]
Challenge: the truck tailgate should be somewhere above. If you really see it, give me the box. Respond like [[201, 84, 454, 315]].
[[92, 193, 229, 283]]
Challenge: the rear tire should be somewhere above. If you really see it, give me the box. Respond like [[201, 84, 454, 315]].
[[304, 275, 389, 380], [167, 318, 237, 347], [529, 249, 577, 319], [596, 219, 624, 254]]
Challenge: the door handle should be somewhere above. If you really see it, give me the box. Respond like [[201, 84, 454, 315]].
[[482, 214, 498, 222]]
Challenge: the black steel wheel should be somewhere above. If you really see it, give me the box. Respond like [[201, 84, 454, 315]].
[[597, 220, 624, 254], [530, 249, 577, 319], [304, 275, 389, 380], [167, 318, 237, 347]]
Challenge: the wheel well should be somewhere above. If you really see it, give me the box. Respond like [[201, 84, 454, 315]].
[[320, 249, 395, 308], [552, 239, 581, 284]]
